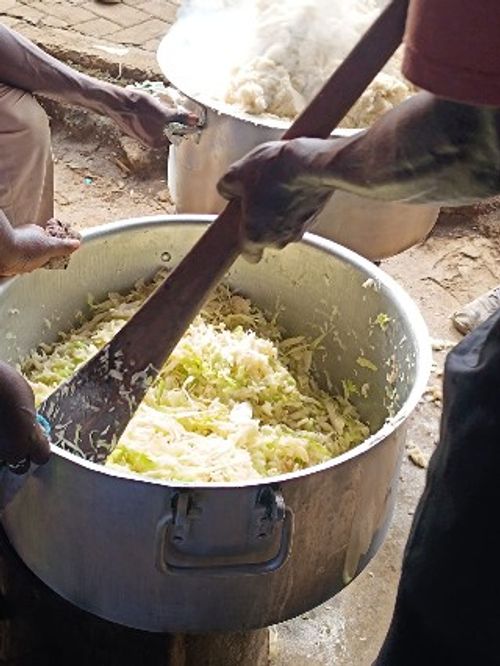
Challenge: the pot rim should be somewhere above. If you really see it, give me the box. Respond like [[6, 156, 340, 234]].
[[13, 214, 432, 490]]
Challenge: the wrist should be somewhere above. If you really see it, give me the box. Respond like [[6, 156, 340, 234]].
[[284, 137, 341, 191], [56, 75, 127, 118], [298, 133, 366, 190], [95, 81, 132, 115]]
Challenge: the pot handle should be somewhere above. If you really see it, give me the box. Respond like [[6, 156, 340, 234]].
[[155, 489, 294, 577], [157, 86, 207, 145]]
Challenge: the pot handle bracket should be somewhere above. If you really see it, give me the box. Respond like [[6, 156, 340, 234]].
[[158, 86, 207, 146], [155, 487, 293, 576]]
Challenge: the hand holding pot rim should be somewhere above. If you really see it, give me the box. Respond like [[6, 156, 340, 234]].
[[217, 138, 337, 259], [0, 361, 50, 466]]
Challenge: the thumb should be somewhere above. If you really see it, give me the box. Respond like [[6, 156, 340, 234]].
[[27, 419, 51, 465], [12, 407, 51, 465], [44, 236, 81, 258], [9, 224, 81, 274], [169, 110, 199, 127], [217, 168, 245, 201]]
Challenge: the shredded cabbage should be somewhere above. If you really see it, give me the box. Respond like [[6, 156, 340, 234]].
[[21, 271, 370, 483]]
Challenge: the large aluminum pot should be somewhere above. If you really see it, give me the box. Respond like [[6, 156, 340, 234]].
[[0, 216, 430, 633], [158, 35, 440, 261]]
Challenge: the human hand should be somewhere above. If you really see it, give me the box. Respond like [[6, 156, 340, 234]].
[[217, 138, 336, 260], [110, 88, 199, 148], [0, 222, 80, 277], [0, 362, 50, 466], [0, 26, 198, 149]]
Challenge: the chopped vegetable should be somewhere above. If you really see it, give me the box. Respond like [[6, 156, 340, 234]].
[[22, 271, 370, 483], [373, 313, 391, 331], [356, 356, 378, 372]]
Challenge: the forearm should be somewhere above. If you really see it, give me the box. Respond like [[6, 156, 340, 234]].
[[0, 25, 128, 116], [306, 92, 500, 206]]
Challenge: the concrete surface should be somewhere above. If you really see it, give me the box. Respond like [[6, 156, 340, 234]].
[[0, 0, 182, 79], [3, 4, 500, 665], [0, 0, 180, 52]]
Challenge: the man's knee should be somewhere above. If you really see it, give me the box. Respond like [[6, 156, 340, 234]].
[[0, 84, 51, 160], [0, 84, 53, 226], [18, 95, 51, 162]]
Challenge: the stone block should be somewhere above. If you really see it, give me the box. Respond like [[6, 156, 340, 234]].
[[6, 3, 44, 24], [89, 2, 150, 28], [114, 17, 168, 45], [41, 3, 95, 26], [78, 15, 121, 38], [136, 0, 179, 23], [0, 0, 17, 13]]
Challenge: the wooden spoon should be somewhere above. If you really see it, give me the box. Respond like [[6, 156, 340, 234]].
[[40, 0, 409, 461]]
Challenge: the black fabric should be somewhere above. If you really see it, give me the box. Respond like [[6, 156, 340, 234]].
[[375, 308, 500, 666]]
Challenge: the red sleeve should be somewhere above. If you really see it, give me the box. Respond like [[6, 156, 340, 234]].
[[403, 0, 500, 106]]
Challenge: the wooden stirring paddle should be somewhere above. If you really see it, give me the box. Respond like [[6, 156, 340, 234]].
[[40, 0, 409, 461]]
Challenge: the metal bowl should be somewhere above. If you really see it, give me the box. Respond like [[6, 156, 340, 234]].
[[0, 216, 430, 632], [158, 35, 440, 261]]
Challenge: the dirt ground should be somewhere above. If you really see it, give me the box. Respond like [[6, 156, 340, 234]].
[[48, 119, 500, 665]]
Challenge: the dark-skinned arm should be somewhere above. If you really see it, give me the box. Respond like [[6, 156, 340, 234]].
[[218, 92, 500, 247], [0, 212, 80, 464], [0, 25, 196, 147]]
